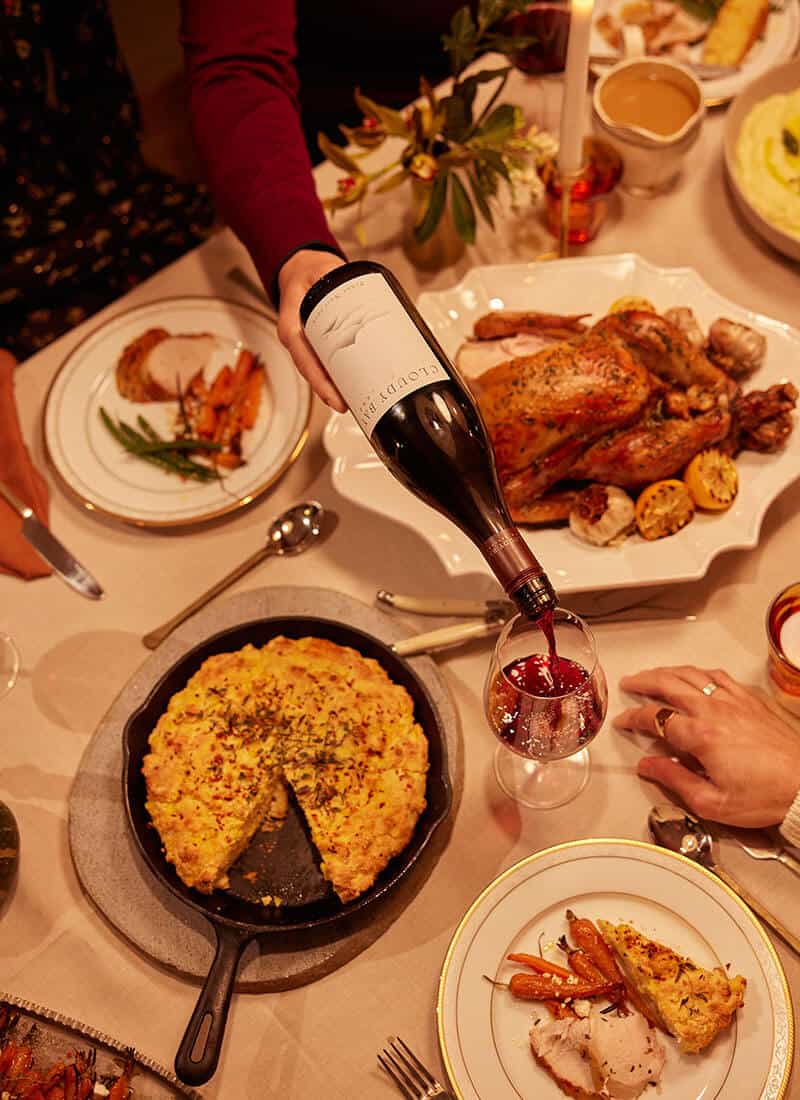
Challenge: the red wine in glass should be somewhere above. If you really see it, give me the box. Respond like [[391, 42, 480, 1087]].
[[484, 610, 608, 808], [494, 653, 605, 759], [505, 3, 571, 75]]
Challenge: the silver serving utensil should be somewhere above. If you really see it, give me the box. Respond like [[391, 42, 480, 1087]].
[[0, 480, 104, 600], [142, 501, 331, 649], [728, 834, 800, 879], [648, 804, 800, 957]]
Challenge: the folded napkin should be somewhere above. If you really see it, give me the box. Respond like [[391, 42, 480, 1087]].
[[0, 351, 51, 579]]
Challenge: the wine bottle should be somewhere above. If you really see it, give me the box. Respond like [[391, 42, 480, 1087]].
[[300, 260, 557, 620]]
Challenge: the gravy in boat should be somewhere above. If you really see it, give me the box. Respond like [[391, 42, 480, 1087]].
[[600, 72, 698, 137]]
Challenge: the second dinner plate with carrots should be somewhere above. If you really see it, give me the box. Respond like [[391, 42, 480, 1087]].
[[44, 296, 311, 527], [437, 839, 793, 1100]]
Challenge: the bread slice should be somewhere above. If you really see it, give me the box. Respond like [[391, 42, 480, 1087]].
[[702, 0, 769, 65], [597, 921, 746, 1053]]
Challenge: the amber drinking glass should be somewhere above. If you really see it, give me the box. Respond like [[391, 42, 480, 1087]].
[[483, 610, 607, 808]]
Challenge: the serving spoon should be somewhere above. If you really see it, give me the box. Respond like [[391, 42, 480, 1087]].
[[142, 501, 330, 650], [648, 804, 800, 958]]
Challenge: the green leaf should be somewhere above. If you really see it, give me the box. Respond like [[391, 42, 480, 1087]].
[[473, 103, 519, 145], [441, 93, 473, 142], [353, 89, 409, 137], [442, 7, 477, 75], [467, 168, 495, 229], [478, 147, 511, 181], [414, 173, 448, 243], [451, 174, 476, 244], [375, 169, 409, 193], [317, 133, 362, 174]]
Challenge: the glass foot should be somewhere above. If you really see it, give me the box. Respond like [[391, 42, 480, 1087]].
[[494, 743, 590, 809], [0, 634, 19, 700]]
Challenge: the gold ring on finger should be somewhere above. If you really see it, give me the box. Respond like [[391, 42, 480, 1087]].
[[701, 680, 719, 696], [654, 706, 679, 738]]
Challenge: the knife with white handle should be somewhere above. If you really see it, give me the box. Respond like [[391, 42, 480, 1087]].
[[377, 589, 510, 618], [392, 619, 505, 657], [0, 481, 104, 600]]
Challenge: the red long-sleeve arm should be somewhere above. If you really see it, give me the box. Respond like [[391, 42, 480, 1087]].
[[180, 0, 345, 302]]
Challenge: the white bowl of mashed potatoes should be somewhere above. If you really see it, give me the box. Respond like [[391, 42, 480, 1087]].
[[723, 58, 800, 263]]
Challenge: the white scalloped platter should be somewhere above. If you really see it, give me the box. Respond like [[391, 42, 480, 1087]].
[[437, 840, 793, 1100], [322, 255, 800, 596]]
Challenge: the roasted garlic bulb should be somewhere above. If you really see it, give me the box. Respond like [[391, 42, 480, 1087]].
[[707, 318, 767, 379], [569, 484, 635, 546]]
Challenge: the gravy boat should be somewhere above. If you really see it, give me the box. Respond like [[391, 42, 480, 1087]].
[[592, 57, 706, 196]]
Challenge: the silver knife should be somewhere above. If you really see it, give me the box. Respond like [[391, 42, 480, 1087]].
[[0, 481, 104, 600]]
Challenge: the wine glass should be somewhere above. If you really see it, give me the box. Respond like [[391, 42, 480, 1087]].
[[483, 609, 608, 809], [0, 633, 19, 700]]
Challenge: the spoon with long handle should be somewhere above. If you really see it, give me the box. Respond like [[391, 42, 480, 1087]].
[[648, 804, 800, 958], [142, 501, 329, 650], [729, 836, 800, 879]]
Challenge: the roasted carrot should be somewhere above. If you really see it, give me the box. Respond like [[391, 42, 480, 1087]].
[[195, 403, 217, 438], [507, 953, 574, 979], [565, 949, 605, 983], [566, 911, 655, 1023], [230, 348, 255, 392], [566, 911, 624, 983], [207, 364, 234, 407], [241, 363, 264, 429], [508, 972, 623, 1002], [214, 451, 243, 469]]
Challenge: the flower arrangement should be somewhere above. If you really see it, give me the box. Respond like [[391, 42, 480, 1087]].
[[319, 0, 559, 247]]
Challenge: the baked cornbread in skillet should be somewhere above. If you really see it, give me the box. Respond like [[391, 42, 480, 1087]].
[[142, 636, 428, 902]]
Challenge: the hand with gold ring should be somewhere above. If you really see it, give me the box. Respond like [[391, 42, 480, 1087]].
[[614, 665, 800, 828]]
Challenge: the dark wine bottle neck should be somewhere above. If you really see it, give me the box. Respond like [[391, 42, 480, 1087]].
[[481, 526, 557, 618]]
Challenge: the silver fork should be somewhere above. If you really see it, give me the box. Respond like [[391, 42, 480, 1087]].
[[378, 1037, 452, 1099]]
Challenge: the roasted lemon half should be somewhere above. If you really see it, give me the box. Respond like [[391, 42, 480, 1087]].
[[608, 295, 657, 314], [635, 479, 695, 540], [684, 449, 738, 511]]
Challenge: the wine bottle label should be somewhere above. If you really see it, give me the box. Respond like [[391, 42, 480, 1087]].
[[303, 271, 449, 436]]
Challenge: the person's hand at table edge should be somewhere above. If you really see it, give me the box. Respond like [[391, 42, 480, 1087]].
[[276, 248, 348, 412], [614, 665, 800, 840]]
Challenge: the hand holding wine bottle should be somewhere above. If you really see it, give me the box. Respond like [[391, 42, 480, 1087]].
[[300, 261, 557, 621]]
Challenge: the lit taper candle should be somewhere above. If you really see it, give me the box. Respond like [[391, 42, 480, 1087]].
[[559, 0, 595, 176]]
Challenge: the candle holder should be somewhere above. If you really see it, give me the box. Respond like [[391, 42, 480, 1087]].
[[538, 137, 623, 253]]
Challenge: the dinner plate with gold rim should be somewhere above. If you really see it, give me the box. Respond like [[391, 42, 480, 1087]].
[[43, 296, 311, 527], [588, 0, 800, 107], [437, 839, 792, 1100], [323, 254, 800, 597]]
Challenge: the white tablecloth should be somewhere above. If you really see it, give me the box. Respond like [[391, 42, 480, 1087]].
[[2, 68, 800, 1097]]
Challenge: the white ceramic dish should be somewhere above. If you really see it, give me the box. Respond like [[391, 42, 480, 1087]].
[[323, 255, 800, 597], [44, 296, 311, 527], [437, 839, 793, 1100], [589, 0, 800, 105], [723, 57, 800, 264]]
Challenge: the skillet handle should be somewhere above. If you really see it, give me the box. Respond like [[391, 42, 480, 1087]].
[[174, 925, 252, 1086]]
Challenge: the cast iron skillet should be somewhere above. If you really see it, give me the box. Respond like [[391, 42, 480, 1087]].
[[123, 616, 452, 1087]]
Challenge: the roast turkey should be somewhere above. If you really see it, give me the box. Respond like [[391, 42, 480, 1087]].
[[468, 309, 796, 523]]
